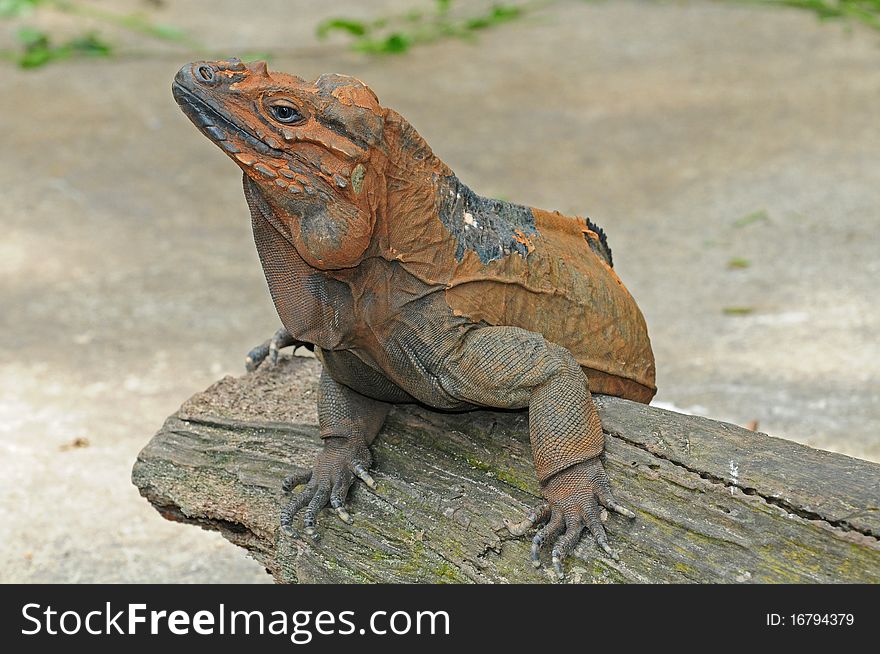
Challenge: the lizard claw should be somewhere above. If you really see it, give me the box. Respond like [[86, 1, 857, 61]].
[[331, 497, 353, 524], [352, 463, 376, 489], [245, 326, 308, 372], [282, 469, 312, 492], [280, 524, 296, 538], [606, 500, 636, 519], [552, 552, 564, 579], [504, 501, 550, 536]]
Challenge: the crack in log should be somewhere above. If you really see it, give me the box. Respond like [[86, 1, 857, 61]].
[[178, 415, 320, 440], [606, 430, 879, 542]]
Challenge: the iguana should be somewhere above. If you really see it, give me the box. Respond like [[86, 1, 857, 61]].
[[173, 59, 656, 578]]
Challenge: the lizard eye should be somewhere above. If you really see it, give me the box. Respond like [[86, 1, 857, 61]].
[[270, 104, 304, 124]]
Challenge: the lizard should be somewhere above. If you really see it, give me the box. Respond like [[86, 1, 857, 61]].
[[172, 58, 656, 578]]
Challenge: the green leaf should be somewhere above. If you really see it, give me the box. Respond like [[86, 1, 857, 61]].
[[69, 32, 112, 57], [147, 23, 186, 41], [765, 0, 880, 32], [16, 25, 48, 46], [379, 32, 410, 52], [490, 4, 523, 21], [0, 0, 44, 19], [355, 32, 411, 54], [19, 45, 53, 67], [14, 26, 112, 68], [464, 16, 490, 30], [722, 306, 755, 316], [727, 257, 751, 269], [733, 209, 769, 228], [16, 26, 54, 68], [316, 18, 369, 39], [313, 0, 526, 58], [466, 4, 522, 30]]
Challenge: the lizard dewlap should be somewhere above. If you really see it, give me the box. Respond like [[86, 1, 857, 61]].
[[173, 58, 656, 578]]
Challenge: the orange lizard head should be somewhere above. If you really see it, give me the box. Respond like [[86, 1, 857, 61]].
[[173, 59, 387, 269]]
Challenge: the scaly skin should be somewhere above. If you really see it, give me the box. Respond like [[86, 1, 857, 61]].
[[173, 58, 657, 578]]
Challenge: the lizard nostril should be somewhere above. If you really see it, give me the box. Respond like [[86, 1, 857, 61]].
[[196, 65, 214, 83]]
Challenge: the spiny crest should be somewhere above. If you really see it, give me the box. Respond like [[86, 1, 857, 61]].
[[585, 217, 613, 267]]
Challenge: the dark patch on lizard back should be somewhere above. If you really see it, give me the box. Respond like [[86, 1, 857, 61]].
[[437, 174, 537, 263], [584, 217, 613, 267]]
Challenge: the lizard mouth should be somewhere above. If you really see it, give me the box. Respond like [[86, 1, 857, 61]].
[[172, 82, 285, 159]]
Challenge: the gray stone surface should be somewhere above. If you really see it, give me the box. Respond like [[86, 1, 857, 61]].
[[1, 0, 878, 582]]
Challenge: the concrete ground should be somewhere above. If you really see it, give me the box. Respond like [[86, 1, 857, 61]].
[[1, 0, 878, 582]]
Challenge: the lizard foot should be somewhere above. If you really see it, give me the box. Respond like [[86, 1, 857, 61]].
[[245, 326, 310, 372], [279, 435, 374, 540], [521, 457, 635, 579]]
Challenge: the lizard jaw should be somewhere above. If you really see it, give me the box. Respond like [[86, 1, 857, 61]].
[[172, 80, 283, 160]]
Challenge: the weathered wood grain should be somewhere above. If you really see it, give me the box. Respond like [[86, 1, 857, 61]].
[[132, 356, 880, 583]]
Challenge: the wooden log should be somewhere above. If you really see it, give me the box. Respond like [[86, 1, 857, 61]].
[[132, 356, 880, 583]]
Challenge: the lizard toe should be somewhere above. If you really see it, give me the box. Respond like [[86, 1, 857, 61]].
[[245, 340, 271, 372], [504, 501, 550, 537], [530, 510, 565, 568], [245, 326, 304, 371], [302, 486, 331, 539], [282, 468, 312, 492], [280, 482, 318, 537], [582, 495, 619, 562], [551, 517, 585, 580], [329, 471, 355, 524], [351, 462, 376, 489]]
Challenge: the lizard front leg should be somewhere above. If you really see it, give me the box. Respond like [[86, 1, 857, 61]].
[[280, 368, 390, 538], [438, 326, 635, 578], [245, 326, 313, 372]]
